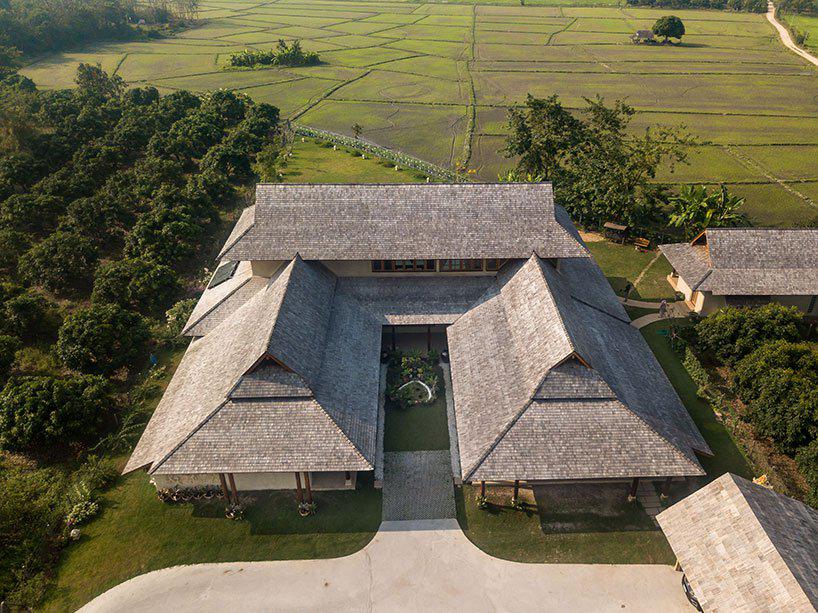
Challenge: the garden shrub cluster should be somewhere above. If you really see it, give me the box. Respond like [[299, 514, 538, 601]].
[[0, 63, 280, 604], [691, 304, 818, 507], [385, 349, 440, 410], [228, 39, 320, 68]]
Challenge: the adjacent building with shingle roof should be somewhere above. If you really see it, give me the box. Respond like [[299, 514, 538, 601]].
[[659, 228, 818, 315], [127, 183, 710, 498], [657, 473, 818, 612]]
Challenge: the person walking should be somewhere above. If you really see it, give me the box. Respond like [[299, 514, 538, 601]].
[[659, 299, 668, 319], [623, 281, 633, 303]]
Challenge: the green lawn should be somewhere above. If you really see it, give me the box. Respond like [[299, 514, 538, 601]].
[[625, 305, 657, 320], [42, 473, 381, 613], [19, 0, 818, 226], [384, 365, 450, 452], [640, 321, 753, 480], [585, 240, 677, 302], [456, 484, 674, 564], [281, 139, 427, 183]]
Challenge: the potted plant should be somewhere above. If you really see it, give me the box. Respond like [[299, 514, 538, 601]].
[[298, 501, 318, 516]]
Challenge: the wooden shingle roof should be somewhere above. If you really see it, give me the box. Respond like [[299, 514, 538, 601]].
[[657, 473, 818, 612], [660, 228, 818, 296], [219, 183, 588, 261]]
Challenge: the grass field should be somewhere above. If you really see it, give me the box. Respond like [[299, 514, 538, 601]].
[[21, 1, 818, 223]]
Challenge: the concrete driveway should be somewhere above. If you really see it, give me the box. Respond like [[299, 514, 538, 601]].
[[81, 519, 691, 613]]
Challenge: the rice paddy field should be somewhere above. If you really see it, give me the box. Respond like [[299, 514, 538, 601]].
[[21, 0, 818, 226]]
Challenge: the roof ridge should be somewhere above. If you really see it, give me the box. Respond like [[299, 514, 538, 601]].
[[218, 205, 256, 260], [731, 477, 815, 606], [182, 276, 253, 336], [613, 396, 704, 473], [148, 399, 230, 474]]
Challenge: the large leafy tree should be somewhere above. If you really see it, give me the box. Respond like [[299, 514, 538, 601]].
[[668, 184, 746, 238], [19, 230, 98, 294], [652, 15, 685, 43], [503, 94, 693, 229], [56, 303, 149, 375], [0, 375, 111, 450], [695, 303, 803, 365], [91, 257, 179, 314]]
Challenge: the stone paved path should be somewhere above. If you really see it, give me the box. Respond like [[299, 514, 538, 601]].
[[637, 481, 664, 527], [382, 450, 456, 521]]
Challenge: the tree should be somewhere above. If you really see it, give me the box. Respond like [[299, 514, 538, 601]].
[[0, 375, 111, 450], [796, 440, 818, 507], [503, 94, 693, 229], [734, 341, 818, 404], [0, 334, 20, 380], [0, 228, 28, 273], [746, 371, 818, 453], [56, 304, 149, 375], [351, 122, 362, 139], [695, 303, 803, 365], [19, 231, 98, 294], [92, 257, 179, 314], [652, 15, 685, 43], [2, 291, 59, 341], [668, 184, 745, 238], [253, 141, 283, 182]]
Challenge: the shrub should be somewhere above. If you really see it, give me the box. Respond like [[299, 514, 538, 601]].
[[57, 303, 149, 375], [92, 257, 179, 314], [0, 375, 111, 450], [19, 231, 99, 294], [695, 304, 802, 365]]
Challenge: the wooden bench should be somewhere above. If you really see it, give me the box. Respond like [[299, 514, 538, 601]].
[[634, 237, 651, 252]]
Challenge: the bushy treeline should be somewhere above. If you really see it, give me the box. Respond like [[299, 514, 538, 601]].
[[0, 0, 142, 57], [692, 304, 818, 507], [625, 0, 766, 12], [778, 0, 818, 13], [0, 64, 279, 604], [228, 39, 320, 68]]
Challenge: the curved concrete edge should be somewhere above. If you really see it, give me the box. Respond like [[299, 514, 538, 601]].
[[767, 2, 818, 67], [80, 519, 691, 613]]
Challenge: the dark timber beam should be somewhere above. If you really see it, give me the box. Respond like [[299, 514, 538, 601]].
[[629, 477, 640, 500], [661, 476, 673, 499], [218, 473, 229, 500], [480, 480, 486, 497], [227, 473, 239, 504], [304, 472, 314, 504], [513, 480, 520, 501], [295, 471, 304, 504]]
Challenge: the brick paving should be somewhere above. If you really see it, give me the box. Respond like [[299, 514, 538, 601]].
[[382, 450, 456, 521]]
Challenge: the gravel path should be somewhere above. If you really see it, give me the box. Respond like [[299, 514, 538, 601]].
[[766, 2, 818, 67]]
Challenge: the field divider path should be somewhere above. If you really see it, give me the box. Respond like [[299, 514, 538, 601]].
[[290, 68, 372, 120], [723, 144, 816, 209], [458, 4, 478, 170]]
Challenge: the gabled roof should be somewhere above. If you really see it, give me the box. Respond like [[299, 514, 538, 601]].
[[448, 253, 709, 482], [660, 228, 818, 296], [657, 473, 818, 612], [125, 256, 381, 475], [218, 183, 588, 261]]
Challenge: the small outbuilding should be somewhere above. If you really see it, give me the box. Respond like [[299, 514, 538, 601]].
[[631, 30, 655, 44], [659, 228, 818, 316], [657, 473, 818, 612]]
